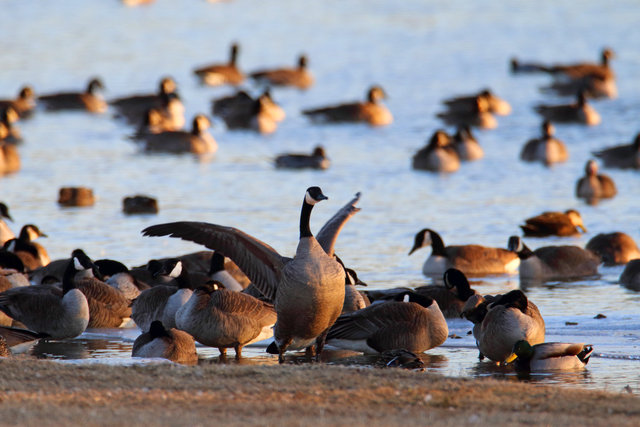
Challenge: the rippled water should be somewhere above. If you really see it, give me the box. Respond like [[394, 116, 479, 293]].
[[2, 0, 640, 392]]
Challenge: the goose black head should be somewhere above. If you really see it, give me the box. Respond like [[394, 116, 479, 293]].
[[409, 228, 435, 255], [87, 77, 104, 94], [19, 224, 47, 241], [148, 320, 171, 339], [159, 76, 177, 95], [394, 291, 435, 308], [490, 289, 529, 313], [0, 203, 12, 221], [154, 258, 183, 279], [443, 268, 475, 301], [305, 186, 328, 205], [298, 54, 308, 69]]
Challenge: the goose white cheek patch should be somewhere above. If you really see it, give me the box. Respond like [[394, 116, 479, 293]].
[[169, 262, 183, 278], [403, 294, 410, 303]]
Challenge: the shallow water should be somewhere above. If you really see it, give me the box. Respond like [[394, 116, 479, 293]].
[[1, 0, 640, 393]]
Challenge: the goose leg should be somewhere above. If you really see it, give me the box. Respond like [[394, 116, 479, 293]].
[[234, 345, 243, 360], [305, 346, 316, 361], [278, 338, 292, 364], [314, 329, 330, 362], [219, 347, 227, 361]]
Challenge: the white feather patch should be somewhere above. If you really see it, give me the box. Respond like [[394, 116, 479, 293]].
[[169, 261, 182, 278]]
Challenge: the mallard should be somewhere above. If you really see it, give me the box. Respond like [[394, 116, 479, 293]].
[[506, 340, 593, 371]]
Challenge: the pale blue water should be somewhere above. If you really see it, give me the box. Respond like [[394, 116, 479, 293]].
[[1, 0, 640, 392]]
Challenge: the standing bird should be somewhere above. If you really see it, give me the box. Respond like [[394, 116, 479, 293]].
[[575, 160, 617, 203], [506, 340, 593, 372], [534, 91, 600, 126], [132, 320, 198, 364], [38, 78, 107, 113], [592, 133, 640, 169], [412, 130, 460, 173], [519, 209, 587, 237], [193, 43, 245, 86], [520, 121, 569, 166], [142, 187, 347, 363], [249, 54, 314, 89]]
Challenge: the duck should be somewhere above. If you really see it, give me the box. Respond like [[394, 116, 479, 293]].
[[0, 86, 36, 118], [193, 43, 245, 86], [520, 121, 569, 166], [1, 106, 22, 144], [506, 340, 593, 371], [585, 232, 640, 266], [132, 320, 198, 364], [0, 202, 15, 245], [592, 133, 640, 169], [519, 209, 587, 237], [111, 77, 180, 126], [140, 114, 217, 155], [123, 195, 159, 215], [409, 229, 520, 277], [442, 89, 511, 116], [3, 224, 50, 270], [142, 187, 348, 363], [275, 145, 330, 170], [0, 256, 90, 339], [249, 54, 314, 89], [507, 236, 600, 281], [58, 187, 95, 207], [302, 85, 392, 127], [534, 91, 601, 126], [175, 281, 276, 359], [38, 77, 107, 113], [436, 96, 497, 129], [620, 260, 640, 291], [326, 290, 448, 354], [461, 290, 545, 363], [0, 325, 43, 357], [452, 125, 483, 161], [412, 130, 460, 172], [575, 160, 617, 203]]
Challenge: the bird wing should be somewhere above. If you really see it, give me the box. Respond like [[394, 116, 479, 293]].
[[0, 325, 43, 347], [316, 192, 361, 257], [212, 291, 277, 326], [327, 302, 415, 340], [534, 342, 586, 359]]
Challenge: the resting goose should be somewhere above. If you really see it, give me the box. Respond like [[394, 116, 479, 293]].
[[0, 202, 15, 245], [461, 290, 545, 363], [520, 121, 569, 166], [3, 224, 50, 270], [326, 291, 448, 354], [38, 78, 107, 113], [442, 89, 511, 116], [520, 209, 587, 237], [0, 86, 36, 119], [506, 340, 593, 371], [534, 91, 600, 126], [586, 232, 640, 266], [593, 133, 640, 169], [452, 125, 483, 161], [110, 77, 178, 125], [412, 130, 460, 173], [132, 320, 198, 364], [508, 236, 600, 281], [140, 114, 217, 155], [275, 145, 330, 170], [142, 187, 348, 363], [575, 160, 617, 203], [249, 54, 314, 89], [436, 96, 497, 129], [409, 229, 519, 277], [193, 43, 245, 86]]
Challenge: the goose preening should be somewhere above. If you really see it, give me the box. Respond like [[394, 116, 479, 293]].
[[442, 89, 511, 116], [409, 229, 519, 277], [592, 133, 640, 169], [520, 121, 569, 166], [249, 54, 314, 89], [38, 77, 107, 113], [620, 260, 640, 291], [436, 96, 497, 129], [585, 232, 640, 266], [452, 125, 483, 161], [0, 202, 15, 245], [519, 209, 587, 237], [3, 224, 50, 270], [132, 320, 198, 364], [411, 130, 460, 173], [506, 340, 593, 372], [175, 281, 276, 359], [508, 236, 600, 282], [575, 160, 617, 203], [208, 251, 243, 292], [193, 43, 245, 86], [139, 114, 217, 155], [275, 145, 330, 170], [0, 86, 36, 119], [461, 290, 545, 363], [302, 85, 392, 127], [341, 266, 369, 314], [110, 77, 178, 125], [142, 187, 351, 363], [534, 91, 601, 126]]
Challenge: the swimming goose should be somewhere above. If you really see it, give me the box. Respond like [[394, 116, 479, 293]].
[[175, 281, 276, 359], [3, 224, 50, 270], [620, 260, 640, 291], [38, 78, 107, 113], [302, 85, 392, 127], [520, 209, 587, 237], [409, 229, 520, 277], [193, 43, 245, 86], [142, 187, 347, 363], [0, 325, 43, 356], [506, 340, 593, 371], [326, 291, 448, 354], [140, 114, 217, 155], [520, 121, 569, 166], [452, 125, 483, 161], [212, 89, 284, 133], [1, 106, 22, 144], [585, 232, 640, 266], [436, 96, 497, 129], [0, 203, 15, 245], [442, 89, 511, 116], [592, 133, 640, 169], [0, 256, 90, 339], [534, 91, 601, 126], [575, 160, 617, 203], [508, 236, 600, 281], [249, 54, 314, 89], [275, 145, 330, 170], [132, 320, 198, 364], [461, 290, 545, 363], [544, 48, 615, 82], [0, 86, 36, 119], [0, 140, 20, 175], [110, 76, 176, 119], [412, 130, 460, 172]]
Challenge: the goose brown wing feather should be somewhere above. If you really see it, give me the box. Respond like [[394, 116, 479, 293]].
[[0, 326, 42, 347], [316, 192, 361, 256], [327, 302, 418, 340], [211, 290, 276, 326]]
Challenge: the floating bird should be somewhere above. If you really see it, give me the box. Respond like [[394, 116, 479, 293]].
[[58, 187, 95, 207], [442, 89, 511, 116], [592, 133, 640, 169], [193, 43, 244, 86], [575, 160, 617, 203], [249, 54, 313, 89], [275, 145, 330, 170], [1, 106, 22, 144], [132, 320, 198, 364], [0, 86, 36, 118], [452, 125, 483, 161], [38, 77, 107, 113], [520, 209, 587, 237], [506, 340, 593, 371], [110, 77, 178, 125], [520, 121, 569, 166], [585, 232, 640, 266], [139, 114, 217, 155], [0, 140, 20, 175], [436, 96, 497, 129], [212, 90, 283, 134], [620, 260, 640, 291], [412, 130, 460, 173], [534, 91, 600, 126], [123, 195, 159, 215]]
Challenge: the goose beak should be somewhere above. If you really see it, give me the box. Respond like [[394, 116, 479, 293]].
[[578, 225, 587, 233]]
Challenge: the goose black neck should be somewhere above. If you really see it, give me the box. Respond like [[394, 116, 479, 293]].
[[176, 267, 192, 289], [517, 243, 535, 260], [62, 260, 78, 294], [300, 199, 315, 239], [208, 252, 225, 275], [430, 232, 447, 256]]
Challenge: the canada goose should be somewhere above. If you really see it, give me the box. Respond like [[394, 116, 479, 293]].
[[0, 250, 29, 292], [0, 256, 90, 339], [544, 48, 615, 82], [575, 160, 617, 203], [461, 290, 545, 363], [0, 325, 43, 356], [520, 121, 569, 166], [249, 54, 314, 89], [326, 291, 448, 354], [38, 78, 107, 113], [302, 85, 392, 127], [409, 229, 520, 277], [58, 186, 95, 207], [208, 251, 243, 292], [123, 195, 159, 215], [442, 89, 511, 116], [436, 96, 497, 129], [175, 281, 276, 359], [128, 95, 187, 139], [593, 133, 640, 169], [0, 140, 20, 175], [341, 267, 369, 314], [507, 236, 600, 281], [0, 203, 15, 245], [95, 259, 149, 300], [620, 260, 640, 291], [412, 130, 460, 172], [110, 76, 177, 121], [452, 125, 483, 161], [132, 320, 198, 364], [510, 58, 550, 74], [142, 187, 347, 363], [520, 209, 587, 237], [1, 106, 22, 144], [506, 340, 593, 371], [212, 89, 284, 134], [275, 145, 330, 170], [540, 73, 617, 99], [414, 268, 478, 318], [140, 114, 217, 155], [3, 224, 50, 270], [585, 232, 640, 266], [193, 43, 245, 86], [0, 86, 36, 118], [534, 91, 601, 126]]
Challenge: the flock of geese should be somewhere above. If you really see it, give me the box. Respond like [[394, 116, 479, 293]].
[[0, 43, 639, 373]]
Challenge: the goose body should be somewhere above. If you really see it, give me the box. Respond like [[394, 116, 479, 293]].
[[38, 78, 107, 113], [132, 320, 198, 364], [507, 340, 593, 371], [0, 86, 36, 118], [620, 260, 640, 291], [520, 209, 586, 237], [409, 229, 519, 277], [452, 125, 483, 161], [0, 203, 15, 245], [110, 77, 178, 125], [534, 92, 600, 126], [442, 89, 511, 116], [436, 97, 497, 129], [1, 106, 22, 144], [275, 146, 330, 170], [412, 130, 460, 173], [593, 133, 640, 169], [193, 43, 244, 86], [520, 121, 568, 165], [140, 115, 217, 155], [586, 232, 640, 266], [576, 160, 617, 202], [545, 48, 615, 81], [212, 90, 283, 134], [0, 141, 20, 175], [249, 55, 313, 89], [4, 224, 49, 270], [414, 268, 478, 318]]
